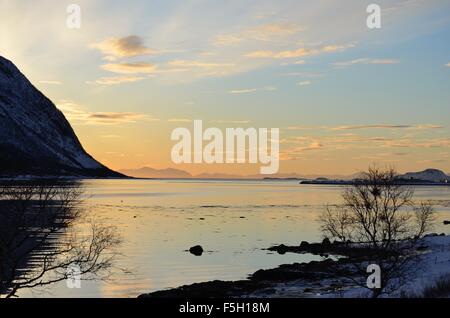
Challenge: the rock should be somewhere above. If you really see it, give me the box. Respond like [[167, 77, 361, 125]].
[[443, 221, 450, 225], [275, 244, 288, 255], [189, 245, 204, 256], [322, 238, 331, 246], [300, 241, 309, 248]]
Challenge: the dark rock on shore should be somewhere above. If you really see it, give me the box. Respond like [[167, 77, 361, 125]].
[[138, 257, 354, 298], [322, 238, 331, 246], [444, 221, 450, 225], [138, 280, 270, 298], [267, 240, 376, 258], [300, 241, 309, 248], [189, 245, 204, 256]]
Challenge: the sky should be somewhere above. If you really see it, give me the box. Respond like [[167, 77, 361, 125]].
[[1, 0, 450, 176]]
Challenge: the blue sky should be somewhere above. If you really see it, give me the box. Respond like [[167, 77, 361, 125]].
[[1, 0, 449, 175]]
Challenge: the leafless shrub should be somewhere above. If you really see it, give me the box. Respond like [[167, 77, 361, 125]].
[[319, 166, 435, 297]]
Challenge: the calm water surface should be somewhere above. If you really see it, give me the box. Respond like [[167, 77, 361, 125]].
[[19, 179, 450, 298]]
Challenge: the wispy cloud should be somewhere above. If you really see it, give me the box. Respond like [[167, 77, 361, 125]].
[[333, 58, 400, 68], [280, 140, 324, 161], [246, 44, 354, 59], [413, 124, 444, 130], [332, 124, 442, 131], [91, 36, 155, 60], [229, 86, 276, 94], [210, 120, 252, 124], [298, 81, 312, 86], [87, 112, 156, 124], [38, 80, 62, 85], [279, 72, 322, 78], [57, 101, 158, 125], [86, 76, 145, 85], [168, 118, 192, 123], [168, 60, 235, 69], [446, 63, 450, 67], [101, 62, 157, 74], [214, 23, 302, 46], [333, 124, 412, 130]]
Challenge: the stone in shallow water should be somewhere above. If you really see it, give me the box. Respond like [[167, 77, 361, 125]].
[[189, 245, 204, 256]]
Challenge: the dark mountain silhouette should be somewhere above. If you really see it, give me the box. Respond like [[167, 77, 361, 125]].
[[400, 169, 449, 183], [0, 56, 125, 178]]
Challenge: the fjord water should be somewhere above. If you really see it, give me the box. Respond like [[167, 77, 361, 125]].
[[19, 179, 450, 298]]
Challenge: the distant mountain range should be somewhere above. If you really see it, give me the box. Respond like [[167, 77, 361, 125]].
[[119, 167, 192, 179], [0, 56, 124, 178], [117, 167, 332, 179], [119, 167, 450, 182]]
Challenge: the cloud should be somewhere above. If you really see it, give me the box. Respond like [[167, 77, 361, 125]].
[[280, 141, 324, 160], [91, 36, 155, 59], [333, 58, 400, 67], [101, 62, 157, 74], [332, 124, 442, 130], [214, 23, 302, 46], [285, 126, 326, 131], [412, 124, 443, 130], [384, 138, 450, 149], [87, 112, 156, 124], [280, 72, 323, 77], [168, 60, 235, 69], [168, 118, 192, 123], [87, 76, 145, 85], [245, 44, 354, 59], [296, 141, 323, 151], [165, 60, 237, 77], [229, 88, 258, 94], [210, 120, 252, 124], [229, 86, 276, 94], [57, 101, 158, 125], [38, 80, 62, 85], [332, 124, 412, 130], [447, 63, 450, 67], [298, 81, 311, 86]]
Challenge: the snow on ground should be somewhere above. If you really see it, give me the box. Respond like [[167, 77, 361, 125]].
[[250, 235, 450, 298]]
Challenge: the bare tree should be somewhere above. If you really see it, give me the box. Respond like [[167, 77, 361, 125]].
[[319, 166, 435, 297], [0, 181, 121, 298]]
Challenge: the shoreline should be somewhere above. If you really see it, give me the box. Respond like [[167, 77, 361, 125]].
[[139, 234, 450, 298], [1, 177, 450, 187]]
